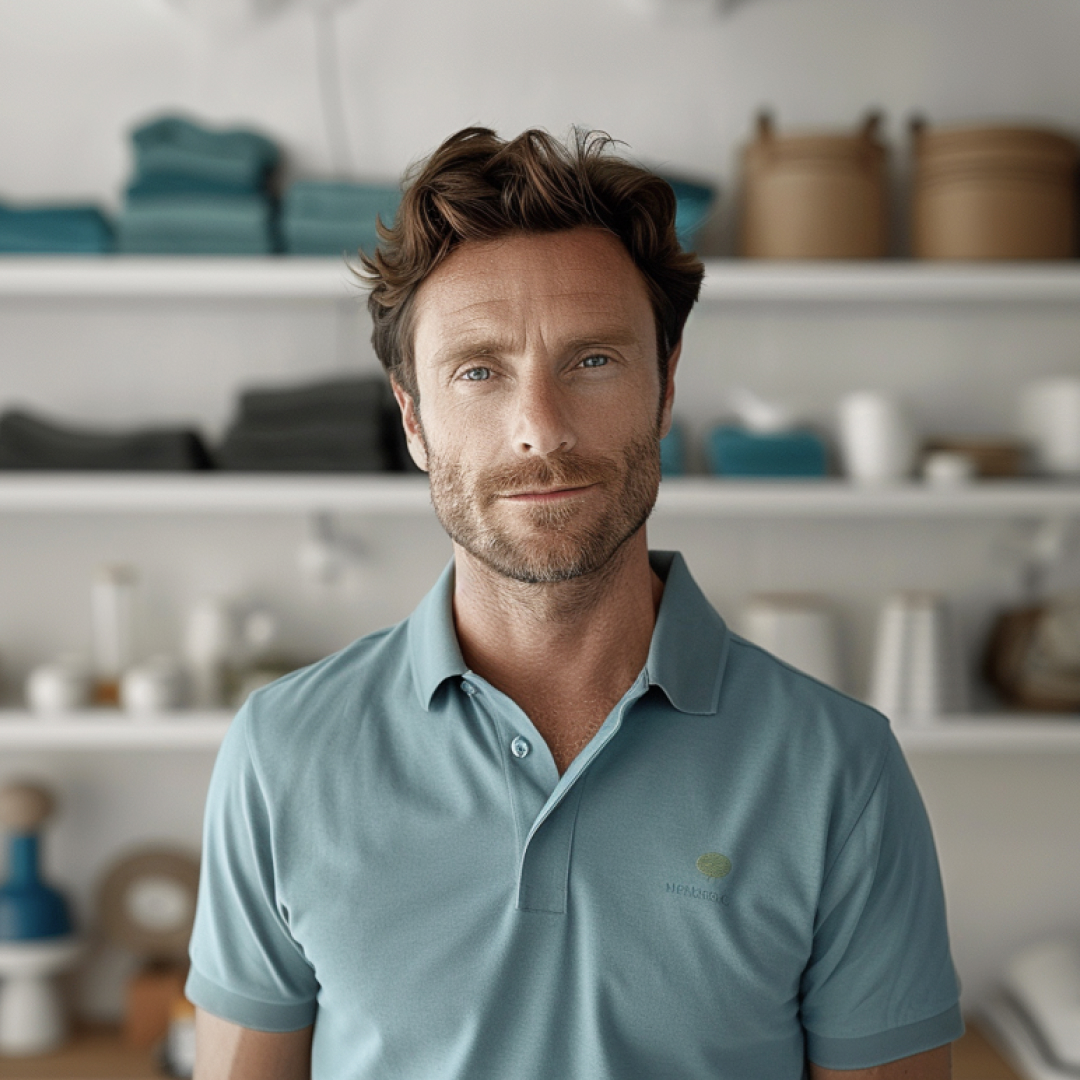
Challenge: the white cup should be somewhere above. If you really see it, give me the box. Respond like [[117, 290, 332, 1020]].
[[120, 658, 187, 717], [740, 594, 842, 690], [868, 592, 966, 724], [1020, 378, 1080, 476], [25, 661, 93, 716], [838, 391, 916, 484]]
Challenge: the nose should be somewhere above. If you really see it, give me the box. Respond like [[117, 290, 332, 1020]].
[[511, 371, 577, 457]]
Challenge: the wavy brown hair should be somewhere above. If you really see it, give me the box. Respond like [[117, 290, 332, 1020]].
[[357, 126, 705, 403]]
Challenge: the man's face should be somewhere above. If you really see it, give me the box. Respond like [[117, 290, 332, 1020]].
[[396, 227, 678, 585]]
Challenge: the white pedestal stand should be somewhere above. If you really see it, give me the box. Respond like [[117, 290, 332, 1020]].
[[0, 937, 82, 1055]]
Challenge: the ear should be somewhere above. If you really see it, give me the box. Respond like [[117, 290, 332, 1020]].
[[391, 380, 429, 472], [658, 340, 682, 440]]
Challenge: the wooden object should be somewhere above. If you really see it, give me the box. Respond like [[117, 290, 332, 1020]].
[[912, 120, 1079, 259], [123, 962, 188, 1048], [740, 112, 889, 258]]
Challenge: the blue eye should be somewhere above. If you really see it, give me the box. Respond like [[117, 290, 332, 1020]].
[[581, 355, 609, 368], [462, 367, 491, 381]]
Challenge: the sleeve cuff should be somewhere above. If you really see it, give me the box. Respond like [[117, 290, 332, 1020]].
[[185, 967, 317, 1033], [806, 1003, 965, 1070]]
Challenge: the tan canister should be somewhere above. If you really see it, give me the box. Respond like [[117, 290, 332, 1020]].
[[739, 112, 889, 259], [912, 121, 1079, 259]]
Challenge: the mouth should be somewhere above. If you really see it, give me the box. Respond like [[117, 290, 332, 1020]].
[[498, 483, 599, 503]]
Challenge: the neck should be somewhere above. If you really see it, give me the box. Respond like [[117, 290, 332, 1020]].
[[452, 530, 663, 768]]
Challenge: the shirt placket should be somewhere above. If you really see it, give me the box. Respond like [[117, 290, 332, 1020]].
[[462, 671, 649, 916]]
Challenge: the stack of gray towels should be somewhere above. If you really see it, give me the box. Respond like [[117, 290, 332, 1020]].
[[217, 376, 415, 472], [117, 115, 280, 255], [0, 410, 212, 469]]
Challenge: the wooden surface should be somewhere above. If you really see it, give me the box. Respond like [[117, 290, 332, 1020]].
[[0, 1018, 1023, 1079], [954, 1021, 1024, 1079], [0, 1026, 158, 1079]]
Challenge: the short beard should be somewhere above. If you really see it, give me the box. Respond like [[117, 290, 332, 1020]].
[[423, 429, 662, 586]]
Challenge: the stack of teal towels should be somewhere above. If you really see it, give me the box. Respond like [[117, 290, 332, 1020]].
[[117, 115, 280, 255], [0, 203, 112, 253], [281, 181, 400, 256]]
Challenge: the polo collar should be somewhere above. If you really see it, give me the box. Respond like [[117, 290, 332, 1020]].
[[408, 551, 730, 715], [408, 559, 468, 710], [644, 551, 729, 715]]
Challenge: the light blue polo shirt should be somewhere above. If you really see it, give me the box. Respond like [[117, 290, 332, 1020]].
[[187, 551, 962, 1078]]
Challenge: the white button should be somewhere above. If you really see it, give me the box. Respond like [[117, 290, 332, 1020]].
[[511, 736, 531, 759], [461, 680, 477, 696]]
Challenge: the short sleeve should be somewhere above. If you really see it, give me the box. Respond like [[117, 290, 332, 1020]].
[[800, 730, 964, 1070], [185, 698, 319, 1032]]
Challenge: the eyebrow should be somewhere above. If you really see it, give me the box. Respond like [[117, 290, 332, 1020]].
[[431, 326, 646, 369]]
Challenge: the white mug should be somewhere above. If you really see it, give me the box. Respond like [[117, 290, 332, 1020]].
[[1020, 377, 1080, 476], [739, 594, 842, 690], [838, 391, 916, 484]]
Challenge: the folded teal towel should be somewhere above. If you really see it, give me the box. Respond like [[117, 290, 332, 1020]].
[[0, 203, 113, 253], [281, 181, 399, 255], [283, 180, 400, 220], [117, 196, 275, 254], [657, 174, 716, 251], [127, 175, 264, 200], [131, 115, 279, 188]]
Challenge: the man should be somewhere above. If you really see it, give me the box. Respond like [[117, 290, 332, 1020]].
[[187, 128, 962, 1079]]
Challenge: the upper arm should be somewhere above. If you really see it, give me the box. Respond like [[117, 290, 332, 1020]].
[[194, 1009, 313, 1080], [810, 1043, 951, 1079]]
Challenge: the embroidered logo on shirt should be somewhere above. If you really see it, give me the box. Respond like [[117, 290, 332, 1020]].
[[696, 852, 732, 879]]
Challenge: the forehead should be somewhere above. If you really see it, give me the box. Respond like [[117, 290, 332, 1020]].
[[411, 228, 655, 360]]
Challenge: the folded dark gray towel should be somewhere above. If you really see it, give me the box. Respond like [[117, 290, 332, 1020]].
[[216, 419, 389, 472], [237, 376, 388, 425], [0, 409, 212, 470]]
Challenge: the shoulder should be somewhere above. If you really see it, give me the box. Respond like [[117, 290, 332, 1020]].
[[720, 631, 896, 810], [237, 619, 413, 765]]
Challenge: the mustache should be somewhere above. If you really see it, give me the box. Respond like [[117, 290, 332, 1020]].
[[477, 453, 621, 499]]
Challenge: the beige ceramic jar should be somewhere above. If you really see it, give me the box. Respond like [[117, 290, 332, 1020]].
[[911, 121, 1078, 259], [739, 112, 889, 259]]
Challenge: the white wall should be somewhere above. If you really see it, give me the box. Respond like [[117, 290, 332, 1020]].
[[1, 0, 1080, 1024]]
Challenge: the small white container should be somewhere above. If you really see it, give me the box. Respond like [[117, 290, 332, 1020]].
[[740, 594, 843, 690], [25, 662, 93, 717], [868, 591, 967, 723], [1020, 377, 1080, 476], [120, 658, 187, 717], [838, 391, 917, 484]]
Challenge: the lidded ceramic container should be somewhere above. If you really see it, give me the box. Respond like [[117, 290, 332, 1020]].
[[911, 120, 1079, 259], [739, 112, 889, 258]]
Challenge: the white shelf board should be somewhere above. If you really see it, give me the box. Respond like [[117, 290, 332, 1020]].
[[895, 716, 1080, 752], [697, 259, 1080, 304], [3, 257, 1080, 304], [0, 256, 361, 300], [0, 710, 232, 749], [3, 475, 1080, 517], [0, 710, 1074, 751], [656, 478, 1080, 517], [0, 473, 433, 513]]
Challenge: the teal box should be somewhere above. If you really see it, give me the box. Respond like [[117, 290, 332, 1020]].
[[660, 422, 686, 476], [706, 425, 828, 478]]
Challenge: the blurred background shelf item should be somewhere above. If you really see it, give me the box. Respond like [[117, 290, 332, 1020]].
[[10, 257, 1080, 303]]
